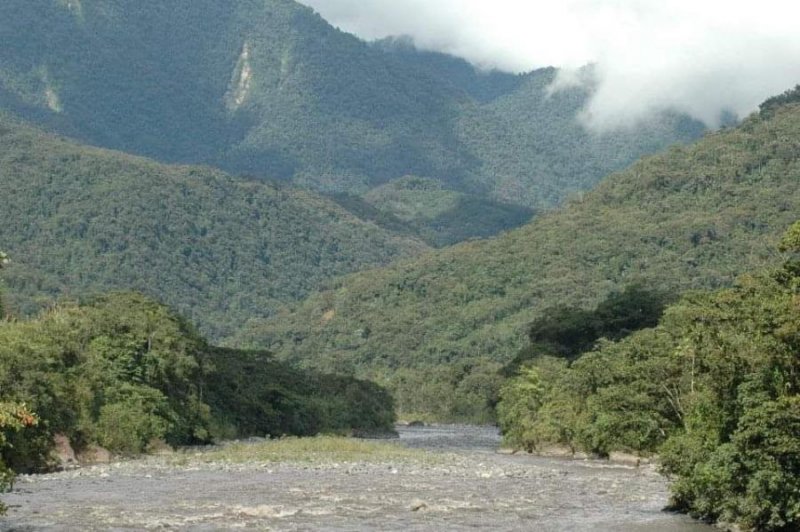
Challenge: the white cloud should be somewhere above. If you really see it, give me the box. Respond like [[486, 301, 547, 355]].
[[299, 0, 800, 129]]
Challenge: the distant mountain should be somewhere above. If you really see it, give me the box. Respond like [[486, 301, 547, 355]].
[[0, 115, 428, 340], [328, 175, 535, 248], [0, 0, 703, 219], [235, 98, 800, 379]]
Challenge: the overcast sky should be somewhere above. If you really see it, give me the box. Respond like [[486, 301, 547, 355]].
[[300, 0, 800, 130]]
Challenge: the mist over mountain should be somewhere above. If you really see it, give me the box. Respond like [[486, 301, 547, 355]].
[[302, 0, 800, 130], [0, 0, 702, 220]]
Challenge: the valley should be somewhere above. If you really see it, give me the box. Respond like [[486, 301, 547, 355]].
[[0, 1, 799, 530]]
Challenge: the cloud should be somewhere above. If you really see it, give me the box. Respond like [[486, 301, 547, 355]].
[[299, 0, 800, 130]]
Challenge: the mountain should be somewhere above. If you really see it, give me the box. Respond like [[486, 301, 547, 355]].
[[0, 0, 702, 220], [234, 98, 800, 384], [0, 114, 428, 340], [332, 175, 535, 247]]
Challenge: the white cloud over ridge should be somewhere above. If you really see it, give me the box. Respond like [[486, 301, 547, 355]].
[[300, 0, 800, 129]]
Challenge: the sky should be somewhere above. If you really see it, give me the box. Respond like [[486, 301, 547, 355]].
[[299, 0, 800, 130]]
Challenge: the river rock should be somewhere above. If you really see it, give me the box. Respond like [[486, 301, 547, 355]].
[[608, 452, 646, 467], [78, 444, 112, 464], [146, 438, 175, 455], [53, 433, 77, 468], [536, 445, 575, 458], [409, 499, 428, 512]]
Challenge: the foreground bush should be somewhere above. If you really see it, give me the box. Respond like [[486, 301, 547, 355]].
[[0, 402, 36, 514]]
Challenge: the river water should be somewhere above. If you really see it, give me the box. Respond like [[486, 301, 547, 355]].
[[1, 425, 710, 531]]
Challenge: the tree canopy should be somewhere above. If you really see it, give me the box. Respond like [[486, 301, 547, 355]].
[[497, 221, 800, 530]]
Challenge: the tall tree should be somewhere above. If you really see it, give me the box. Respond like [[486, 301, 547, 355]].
[[0, 251, 7, 317]]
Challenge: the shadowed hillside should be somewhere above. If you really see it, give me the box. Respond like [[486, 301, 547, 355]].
[[0, 0, 702, 218], [0, 115, 428, 340], [235, 100, 800, 391]]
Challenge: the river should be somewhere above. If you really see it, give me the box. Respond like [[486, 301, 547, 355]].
[[0, 425, 711, 531]]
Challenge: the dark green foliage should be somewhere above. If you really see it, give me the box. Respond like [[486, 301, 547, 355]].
[[0, 403, 36, 514], [0, 293, 212, 469], [239, 100, 800, 418], [383, 358, 504, 424], [0, 250, 7, 317], [205, 348, 395, 439], [358, 176, 535, 247], [454, 67, 705, 207], [0, 254, 38, 512], [0, 292, 396, 473], [0, 115, 427, 340], [497, 223, 800, 530], [0, 0, 701, 211], [372, 36, 526, 104], [506, 284, 670, 372], [760, 85, 800, 117]]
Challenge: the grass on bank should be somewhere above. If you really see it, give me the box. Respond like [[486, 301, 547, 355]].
[[188, 435, 431, 465]]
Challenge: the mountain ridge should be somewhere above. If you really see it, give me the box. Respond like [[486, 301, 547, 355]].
[[233, 100, 800, 382], [0, 0, 703, 216], [0, 113, 428, 339]]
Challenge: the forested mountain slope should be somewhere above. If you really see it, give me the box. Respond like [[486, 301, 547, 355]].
[[343, 176, 535, 247], [0, 115, 428, 340], [0, 0, 702, 215], [235, 99, 800, 376]]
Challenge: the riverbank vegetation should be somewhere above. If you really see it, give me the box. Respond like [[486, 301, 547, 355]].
[[197, 435, 425, 465], [498, 221, 800, 530], [0, 289, 395, 502]]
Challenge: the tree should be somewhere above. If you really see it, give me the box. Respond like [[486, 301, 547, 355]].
[[497, 221, 800, 529], [0, 252, 38, 514], [0, 251, 7, 317], [0, 403, 36, 514]]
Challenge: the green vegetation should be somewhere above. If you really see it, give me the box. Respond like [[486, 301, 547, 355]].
[[0, 0, 701, 217], [358, 176, 534, 247], [195, 435, 424, 465], [0, 292, 395, 476], [0, 253, 36, 514], [453, 66, 705, 207], [382, 358, 505, 424], [206, 347, 395, 440], [504, 284, 671, 374], [0, 403, 37, 515], [759, 85, 800, 117], [0, 115, 427, 340], [237, 101, 800, 422], [497, 222, 800, 530], [0, 250, 7, 318]]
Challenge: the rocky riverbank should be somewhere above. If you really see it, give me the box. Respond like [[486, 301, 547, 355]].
[[0, 426, 710, 531]]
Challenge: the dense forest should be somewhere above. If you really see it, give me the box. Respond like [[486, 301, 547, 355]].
[[237, 99, 800, 421], [498, 221, 800, 530], [0, 2, 798, 527], [0, 0, 702, 220], [350, 175, 536, 247], [0, 114, 428, 339], [0, 287, 395, 513]]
